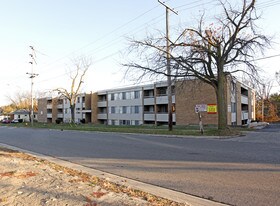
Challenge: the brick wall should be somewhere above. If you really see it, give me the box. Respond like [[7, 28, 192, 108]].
[[37, 98, 47, 123], [91, 93, 98, 124], [51, 98, 58, 123], [175, 80, 218, 125]]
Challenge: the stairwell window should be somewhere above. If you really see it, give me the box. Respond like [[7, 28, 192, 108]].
[[122, 92, 126, 100], [134, 91, 140, 99]]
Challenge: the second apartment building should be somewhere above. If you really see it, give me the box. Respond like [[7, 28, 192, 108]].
[[38, 93, 92, 123]]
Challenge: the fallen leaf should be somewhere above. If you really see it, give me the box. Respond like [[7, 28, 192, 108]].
[[17, 171, 37, 179], [0, 197, 7, 202], [92, 191, 107, 198], [0, 171, 16, 177], [83, 196, 97, 206]]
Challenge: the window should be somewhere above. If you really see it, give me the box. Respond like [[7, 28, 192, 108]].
[[231, 102, 236, 113], [98, 95, 106, 102], [110, 93, 115, 101], [18, 115, 20, 118], [127, 106, 131, 114], [120, 120, 130, 125], [134, 91, 140, 99], [127, 92, 131, 99], [77, 97, 80, 103], [157, 87, 167, 96], [110, 107, 115, 114], [122, 106, 127, 114], [65, 108, 68, 114], [144, 89, 154, 97], [134, 106, 139, 114], [122, 92, 126, 100], [144, 105, 154, 113]]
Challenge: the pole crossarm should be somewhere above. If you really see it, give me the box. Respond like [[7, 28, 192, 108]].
[[27, 46, 39, 127], [157, 0, 178, 15]]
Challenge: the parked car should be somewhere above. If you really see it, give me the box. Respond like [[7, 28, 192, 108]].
[[11, 119, 19, 123], [2, 119, 11, 124]]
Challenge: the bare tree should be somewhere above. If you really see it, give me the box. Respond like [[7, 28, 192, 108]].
[[6, 91, 31, 110], [5, 91, 39, 121], [124, 0, 270, 131], [55, 56, 92, 123], [276, 70, 280, 87]]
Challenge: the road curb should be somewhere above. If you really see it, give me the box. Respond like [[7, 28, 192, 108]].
[[0, 143, 228, 206]]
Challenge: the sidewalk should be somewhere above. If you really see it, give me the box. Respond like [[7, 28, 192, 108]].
[[0, 146, 183, 206], [0, 144, 229, 206]]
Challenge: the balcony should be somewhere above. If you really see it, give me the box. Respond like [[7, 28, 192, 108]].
[[98, 114, 107, 120], [47, 104, 52, 109], [144, 98, 154, 105], [156, 96, 168, 104], [157, 113, 176, 122], [241, 95, 248, 104], [231, 113, 237, 123], [241, 111, 248, 120], [57, 104, 63, 109], [144, 113, 155, 121], [81, 109, 91, 113], [156, 95, 175, 104], [47, 113, 52, 118], [57, 113, 63, 118], [98, 101, 107, 107]]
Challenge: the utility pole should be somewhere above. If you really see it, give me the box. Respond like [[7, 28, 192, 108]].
[[262, 84, 265, 122], [158, 0, 178, 131], [27, 46, 39, 126]]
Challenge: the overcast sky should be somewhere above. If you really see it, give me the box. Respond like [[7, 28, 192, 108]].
[[0, 0, 279, 106]]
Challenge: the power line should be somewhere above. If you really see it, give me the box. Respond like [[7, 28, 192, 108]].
[[1, 4, 166, 88], [254, 53, 280, 62], [3, 1, 279, 89], [257, 0, 280, 8]]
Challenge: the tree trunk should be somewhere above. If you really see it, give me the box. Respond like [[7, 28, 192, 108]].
[[70, 104, 75, 123], [217, 70, 228, 130]]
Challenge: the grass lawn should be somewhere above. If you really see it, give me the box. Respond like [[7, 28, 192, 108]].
[[3, 122, 251, 136]]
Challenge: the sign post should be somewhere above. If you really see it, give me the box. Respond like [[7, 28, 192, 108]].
[[195, 104, 207, 134]]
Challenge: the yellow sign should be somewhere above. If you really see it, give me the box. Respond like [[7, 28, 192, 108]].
[[207, 104, 217, 114]]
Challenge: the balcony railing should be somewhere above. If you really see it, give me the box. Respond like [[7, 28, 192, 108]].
[[98, 101, 107, 107], [156, 113, 176, 122], [57, 113, 63, 118], [144, 97, 154, 105], [98, 114, 107, 119], [241, 95, 248, 104], [242, 111, 248, 120], [144, 113, 155, 121]]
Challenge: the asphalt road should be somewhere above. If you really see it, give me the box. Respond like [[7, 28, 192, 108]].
[[0, 124, 279, 206]]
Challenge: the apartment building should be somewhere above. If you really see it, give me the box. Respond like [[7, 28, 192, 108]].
[[37, 78, 255, 126], [37, 93, 92, 123], [92, 81, 176, 126]]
